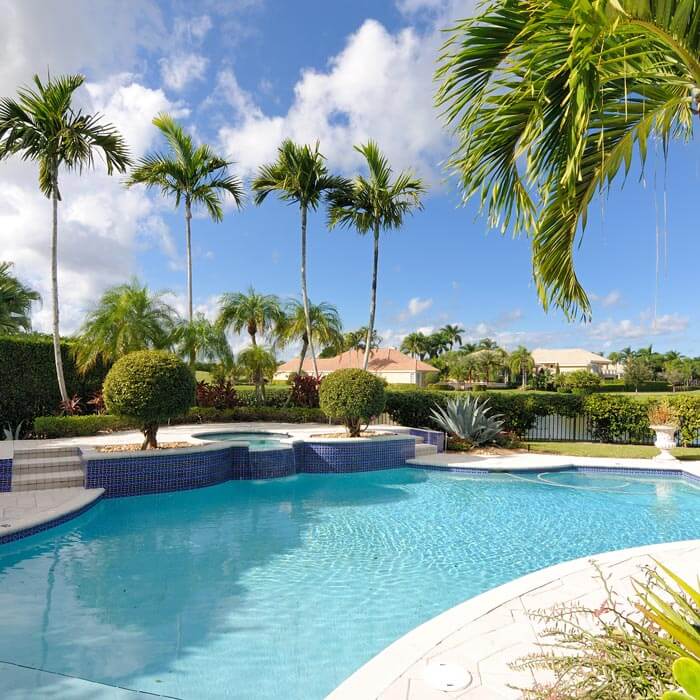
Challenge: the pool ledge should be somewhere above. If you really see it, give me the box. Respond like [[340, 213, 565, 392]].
[[328, 538, 700, 700], [0, 486, 104, 544]]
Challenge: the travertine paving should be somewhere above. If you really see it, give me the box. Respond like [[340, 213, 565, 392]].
[[330, 540, 700, 699]]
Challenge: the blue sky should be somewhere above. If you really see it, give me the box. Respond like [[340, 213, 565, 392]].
[[0, 0, 697, 357]]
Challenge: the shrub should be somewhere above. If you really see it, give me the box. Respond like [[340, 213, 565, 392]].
[[319, 369, 386, 436], [235, 385, 290, 408], [103, 350, 195, 449], [555, 370, 602, 394], [289, 374, 321, 408], [183, 406, 329, 424], [33, 414, 136, 438], [0, 334, 109, 427], [195, 379, 238, 409], [430, 396, 504, 447], [583, 394, 653, 443], [670, 394, 700, 447]]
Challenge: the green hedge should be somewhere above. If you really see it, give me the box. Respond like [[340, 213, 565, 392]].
[[235, 385, 290, 407], [33, 414, 136, 438], [596, 381, 672, 393], [0, 335, 109, 428]]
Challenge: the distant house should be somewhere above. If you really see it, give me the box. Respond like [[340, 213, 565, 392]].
[[274, 347, 439, 386], [531, 348, 623, 378]]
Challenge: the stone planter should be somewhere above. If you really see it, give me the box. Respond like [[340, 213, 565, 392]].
[[650, 424, 678, 461]]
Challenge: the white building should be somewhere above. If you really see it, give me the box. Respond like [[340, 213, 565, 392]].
[[274, 348, 439, 386], [531, 348, 623, 378]]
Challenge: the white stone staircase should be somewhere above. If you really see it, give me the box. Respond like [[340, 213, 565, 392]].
[[11, 446, 85, 491]]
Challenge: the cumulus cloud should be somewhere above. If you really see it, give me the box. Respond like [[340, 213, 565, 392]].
[[588, 312, 689, 341], [408, 297, 433, 316], [590, 290, 622, 308], [160, 53, 208, 91]]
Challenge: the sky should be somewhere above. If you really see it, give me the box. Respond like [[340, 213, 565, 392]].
[[0, 0, 698, 358]]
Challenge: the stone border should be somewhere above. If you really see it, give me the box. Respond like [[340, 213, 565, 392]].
[[328, 538, 700, 699]]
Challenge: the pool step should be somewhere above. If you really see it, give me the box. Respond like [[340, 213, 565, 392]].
[[414, 443, 438, 457], [11, 447, 84, 491]]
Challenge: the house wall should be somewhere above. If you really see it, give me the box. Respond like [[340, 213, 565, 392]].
[[273, 369, 431, 385]]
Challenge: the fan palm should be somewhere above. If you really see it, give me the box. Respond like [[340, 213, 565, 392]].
[[509, 346, 534, 389], [0, 73, 130, 400], [173, 313, 233, 369], [127, 113, 244, 322], [437, 0, 700, 319], [0, 262, 40, 333], [253, 140, 346, 378], [217, 287, 282, 346], [328, 141, 425, 370], [439, 324, 465, 350], [73, 280, 176, 372], [276, 299, 343, 375], [238, 345, 278, 404]]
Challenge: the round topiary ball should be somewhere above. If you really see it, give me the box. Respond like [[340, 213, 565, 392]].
[[319, 368, 386, 437], [103, 350, 195, 449]]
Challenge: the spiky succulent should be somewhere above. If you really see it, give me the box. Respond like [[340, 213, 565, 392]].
[[430, 396, 504, 446]]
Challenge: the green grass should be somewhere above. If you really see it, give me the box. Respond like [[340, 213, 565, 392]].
[[526, 441, 700, 460]]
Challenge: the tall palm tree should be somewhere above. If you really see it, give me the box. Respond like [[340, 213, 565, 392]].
[[0, 262, 40, 333], [0, 73, 130, 400], [509, 346, 534, 389], [439, 324, 465, 350], [253, 140, 345, 378], [238, 345, 278, 404], [173, 313, 233, 369], [127, 113, 244, 322], [401, 331, 428, 359], [276, 299, 343, 375], [74, 280, 176, 372], [437, 0, 700, 319], [328, 141, 425, 370], [217, 287, 282, 347]]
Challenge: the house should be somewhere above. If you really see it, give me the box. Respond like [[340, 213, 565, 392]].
[[274, 347, 439, 386], [531, 348, 622, 378]]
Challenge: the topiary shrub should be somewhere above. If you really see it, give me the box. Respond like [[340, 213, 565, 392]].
[[103, 350, 195, 449], [319, 369, 386, 437]]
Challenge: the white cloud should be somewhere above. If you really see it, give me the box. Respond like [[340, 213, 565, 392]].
[[408, 297, 433, 316], [160, 53, 208, 92], [588, 313, 689, 341], [590, 290, 622, 308], [174, 15, 213, 43]]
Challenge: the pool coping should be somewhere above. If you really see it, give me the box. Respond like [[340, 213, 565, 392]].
[[327, 538, 700, 699]]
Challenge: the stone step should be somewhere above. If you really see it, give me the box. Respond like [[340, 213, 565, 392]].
[[11, 454, 83, 471], [13, 446, 81, 459], [414, 443, 438, 457], [12, 470, 85, 492]]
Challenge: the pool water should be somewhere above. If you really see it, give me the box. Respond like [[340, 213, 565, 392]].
[[195, 430, 290, 448], [1, 468, 698, 699]]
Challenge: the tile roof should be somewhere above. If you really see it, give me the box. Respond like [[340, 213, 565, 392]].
[[276, 347, 438, 374], [531, 348, 611, 366]]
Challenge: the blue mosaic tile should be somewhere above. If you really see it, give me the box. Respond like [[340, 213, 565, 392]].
[[0, 493, 104, 545], [409, 428, 445, 453], [296, 438, 415, 474], [0, 459, 11, 492], [249, 448, 296, 479], [230, 445, 252, 480], [85, 447, 234, 498]]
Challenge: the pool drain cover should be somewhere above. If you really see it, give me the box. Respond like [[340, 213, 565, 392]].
[[423, 662, 472, 692]]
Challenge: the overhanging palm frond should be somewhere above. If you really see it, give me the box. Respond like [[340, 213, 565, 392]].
[[437, 0, 700, 319]]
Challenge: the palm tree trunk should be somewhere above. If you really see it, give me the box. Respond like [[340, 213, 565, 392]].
[[521, 366, 527, 389], [300, 204, 319, 378], [363, 223, 380, 371], [297, 337, 309, 376], [51, 164, 68, 403], [185, 197, 193, 323]]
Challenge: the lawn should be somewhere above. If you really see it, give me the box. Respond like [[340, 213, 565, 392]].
[[526, 441, 700, 460]]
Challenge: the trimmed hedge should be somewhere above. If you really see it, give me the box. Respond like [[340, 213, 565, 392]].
[[0, 334, 109, 427], [33, 414, 137, 438]]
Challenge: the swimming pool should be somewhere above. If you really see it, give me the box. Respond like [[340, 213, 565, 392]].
[[1, 468, 698, 699], [194, 430, 290, 448]]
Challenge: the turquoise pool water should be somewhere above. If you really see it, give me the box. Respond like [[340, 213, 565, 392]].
[[1, 468, 698, 699], [195, 430, 290, 448]]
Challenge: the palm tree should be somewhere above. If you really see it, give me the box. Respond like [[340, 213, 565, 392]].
[[0, 74, 130, 400], [439, 324, 464, 350], [401, 331, 428, 359], [173, 313, 233, 369], [328, 141, 425, 370], [238, 345, 278, 404], [509, 346, 534, 389], [437, 1, 699, 319], [0, 262, 40, 333], [276, 299, 343, 375], [217, 287, 282, 346], [74, 280, 176, 372], [127, 114, 244, 322], [426, 332, 450, 359], [253, 140, 345, 378]]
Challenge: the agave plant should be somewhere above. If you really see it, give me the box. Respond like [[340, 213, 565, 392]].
[[430, 396, 504, 447], [2, 420, 25, 441]]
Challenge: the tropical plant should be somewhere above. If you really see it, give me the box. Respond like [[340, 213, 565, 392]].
[[342, 327, 382, 354], [0, 73, 131, 400], [625, 356, 655, 391], [664, 657, 700, 700], [509, 346, 534, 389], [73, 280, 177, 373], [436, 0, 700, 319], [253, 140, 345, 377], [649, 400, 679, 427], [58, 394, 82, 416], [127, 113, 244, 323], [328, 141, 425, 370], [319, 368, 386, 437], [439, 324, 465, 350], [556, 369, 602, 394], [430, 395, 504, 447], [665, 359, 693, 391], [473, 348, 507, 383], [217, 288, 282, 347], [2, 420, 25, 441], [289, 374, 322, 409], [276, 299, 343, 375], [401, 331, 429, 360], [102, 350, 195, 449], [237, 345, 278, 404], [173, 312, 233, 369], [195, 379, 238, 410], [0, 262, 40, 333]]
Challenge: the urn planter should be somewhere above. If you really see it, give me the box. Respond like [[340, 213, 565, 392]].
[[650, 424, 678, 461]]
